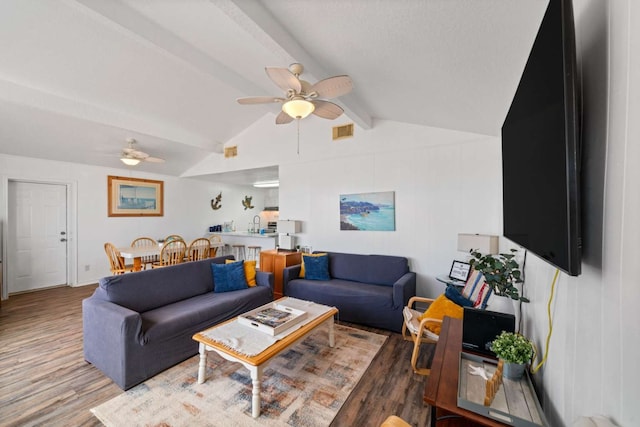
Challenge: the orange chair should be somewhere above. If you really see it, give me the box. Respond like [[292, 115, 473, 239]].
[[104, 242, 134, 275]]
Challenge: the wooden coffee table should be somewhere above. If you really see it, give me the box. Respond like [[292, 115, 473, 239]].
[[192, 299, 338, 418]]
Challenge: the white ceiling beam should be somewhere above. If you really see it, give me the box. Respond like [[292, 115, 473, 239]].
[[71, 0, 268, 100], [220, 0, 373, 130], [0, 78, 213, 149]]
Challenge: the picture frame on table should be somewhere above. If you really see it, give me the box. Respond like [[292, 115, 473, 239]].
[[107, 175, 164, 217]]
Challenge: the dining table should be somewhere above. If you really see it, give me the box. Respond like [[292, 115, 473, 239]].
[[119, 241, 225, 271]]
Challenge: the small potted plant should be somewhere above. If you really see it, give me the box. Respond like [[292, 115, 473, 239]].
[[491, 331, 534, 379], [468, 249, 528, 302]]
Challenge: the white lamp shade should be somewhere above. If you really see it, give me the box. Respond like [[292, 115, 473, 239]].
[[277, 220, 301, 234], [282, 99, 315, 119], [457, 233, 499, 255]]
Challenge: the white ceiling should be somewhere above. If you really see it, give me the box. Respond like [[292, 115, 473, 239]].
[[0, 0, 548, 185]]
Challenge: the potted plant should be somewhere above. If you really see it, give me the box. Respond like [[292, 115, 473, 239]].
[[468, 249, 528, 302], [491, 331, 534, 379]]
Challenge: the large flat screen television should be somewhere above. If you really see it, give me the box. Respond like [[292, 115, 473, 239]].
[[501, 0, 581, 276]]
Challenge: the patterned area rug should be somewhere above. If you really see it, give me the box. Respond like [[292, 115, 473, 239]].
[[91, 324, 387, 427]]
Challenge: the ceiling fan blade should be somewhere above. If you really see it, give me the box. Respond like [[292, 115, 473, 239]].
[[311, 100, 344, 120], [237, 96, 285, 105], [275, 110, 294, 125], [131, 150, 149, 159], [144, 156, 165, 163], [266, 67, 301, 93], [310, 75, 352, 99]]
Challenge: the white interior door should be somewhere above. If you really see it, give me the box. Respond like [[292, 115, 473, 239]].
[[7, 181, 67, 293]]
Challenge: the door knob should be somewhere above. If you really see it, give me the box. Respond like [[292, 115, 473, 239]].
[[60, 231, 66, 235], [60, 238, 67, 242]]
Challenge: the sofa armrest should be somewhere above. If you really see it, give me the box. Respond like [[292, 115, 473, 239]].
[[82, 297, 143, 389], [393, 272, 417, 309], [256, 271, 274, 291], [282, 265, 302, 294]]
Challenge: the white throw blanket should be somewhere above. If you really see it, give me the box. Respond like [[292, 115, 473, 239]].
[[201, 297, 335, 356]]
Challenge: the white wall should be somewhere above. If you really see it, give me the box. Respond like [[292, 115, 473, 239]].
[[0, 154, 267, 288], [214, 113, 503, 303]]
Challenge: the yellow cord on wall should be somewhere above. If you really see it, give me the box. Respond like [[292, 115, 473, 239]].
[[531, 268, 559, 374]]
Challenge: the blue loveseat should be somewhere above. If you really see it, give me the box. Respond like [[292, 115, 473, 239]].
[[82, 255, 273, 390], [282, 251, 416, 332]]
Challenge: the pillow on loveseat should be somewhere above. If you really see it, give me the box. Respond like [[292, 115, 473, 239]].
[[299, 253, 327, 278], [212, 260, 248, 293], [418, 294, 464, 335], [302, 253, 330, 280]]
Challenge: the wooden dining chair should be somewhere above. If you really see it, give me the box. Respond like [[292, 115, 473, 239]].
[[152, 240, 187, 268], [104, 242, 134, 275], [187, 238, 211, 262], [164, 234, 184, 243], [208, 235, 223, 257], [131, 237, 158, 270]]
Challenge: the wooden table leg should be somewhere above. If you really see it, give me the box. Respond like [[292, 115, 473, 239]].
[[197, 343, 207, 384], [133, 257, 142, 271], [249, 365, 262, 418], [328, 316, 335, 347]]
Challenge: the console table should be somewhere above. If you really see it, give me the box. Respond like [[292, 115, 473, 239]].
[[424, 317, 509, 427], [259, 250, 301, 299]]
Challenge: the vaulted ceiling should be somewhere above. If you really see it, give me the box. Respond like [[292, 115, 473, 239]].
[[0, 0, 547, 184]]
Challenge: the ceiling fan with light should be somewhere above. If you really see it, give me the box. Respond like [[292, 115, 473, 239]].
[[237, 63, 353, 124], [120, 138, 165, 166]]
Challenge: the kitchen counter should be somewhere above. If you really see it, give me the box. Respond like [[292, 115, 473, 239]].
[[205, 232, 278, 254], [209, 231, 278, 238]]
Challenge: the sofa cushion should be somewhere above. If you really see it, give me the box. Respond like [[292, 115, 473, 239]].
[[139, 286, 271, 345], [97, 256, 232, 313], [302, 253, 330, 280], [212, 261, 248, 293], [226, 259, 257, 286], [325, 252, 409, 286]]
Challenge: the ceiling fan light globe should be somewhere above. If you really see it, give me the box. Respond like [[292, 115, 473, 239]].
[[120, 157, 140, 166], [282, 99, 315, 119]]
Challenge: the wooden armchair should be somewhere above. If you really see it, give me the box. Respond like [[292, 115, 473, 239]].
[[401, 296, 442, 376], [130, 237, 158, 269], [104, 242, 134, 275], [187, 238, 211, 262], [152, 240, 186, 268]]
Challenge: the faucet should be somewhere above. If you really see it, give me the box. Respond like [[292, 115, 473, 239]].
[[253, 215, 261, 233]]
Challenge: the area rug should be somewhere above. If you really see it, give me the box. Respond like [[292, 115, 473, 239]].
[[91, 324, 387, 427]]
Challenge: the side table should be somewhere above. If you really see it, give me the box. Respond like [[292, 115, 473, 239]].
[[259, 249, 301, 299]]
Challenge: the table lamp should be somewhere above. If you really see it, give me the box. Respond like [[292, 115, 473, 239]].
[[277, 220, 301, 250], [457, 233, 499, 255]]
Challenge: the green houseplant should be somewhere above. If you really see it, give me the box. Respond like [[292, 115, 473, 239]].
[[491, 331, 534, 379], [468, 249, 528, 302]]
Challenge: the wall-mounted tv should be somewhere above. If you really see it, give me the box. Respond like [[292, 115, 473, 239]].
[[501, 0, 581, 276]]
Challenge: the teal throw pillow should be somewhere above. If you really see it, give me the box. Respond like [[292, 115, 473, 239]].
[[211, 260, 248, 293], [303, 253, 330, 280]]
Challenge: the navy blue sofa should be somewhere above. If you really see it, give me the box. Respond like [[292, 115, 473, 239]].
[[82, 255, 273, 390], [282, 251, 415, 332]]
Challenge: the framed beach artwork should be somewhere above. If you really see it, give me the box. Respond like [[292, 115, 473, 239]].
[[107, 175, 164, 217], [340, 191, 395, 231]]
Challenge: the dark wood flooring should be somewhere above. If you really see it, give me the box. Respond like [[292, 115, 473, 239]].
[[0, 285, 433, 426]]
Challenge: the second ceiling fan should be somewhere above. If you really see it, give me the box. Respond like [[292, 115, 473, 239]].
[[237, 63, 353, 124]]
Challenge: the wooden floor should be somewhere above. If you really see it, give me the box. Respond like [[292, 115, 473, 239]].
[[0, 285, 434, 427]]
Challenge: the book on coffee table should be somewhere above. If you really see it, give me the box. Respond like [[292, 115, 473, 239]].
[[238, 303, 307, 336]]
